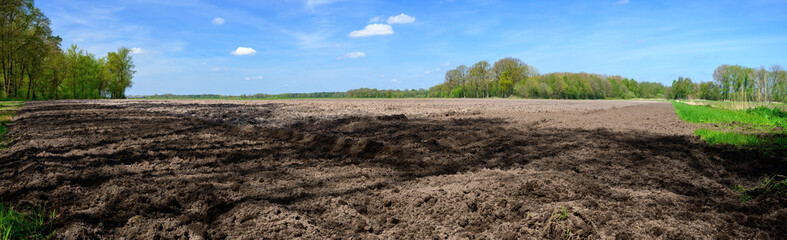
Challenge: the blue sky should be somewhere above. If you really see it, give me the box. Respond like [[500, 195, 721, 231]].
[[39, 0, 787, 95]]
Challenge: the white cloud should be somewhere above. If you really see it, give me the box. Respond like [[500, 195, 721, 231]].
[[387, 14, 415, 24], [231, 47, 256, 56], [212, 17, 225, 25], [613, 0, 629, 5], [349, 24, 394, 37], [435, 68, 442, 71], [245, 75, 263, 80], [130, 47, 145, 54], [424, 71, 431, 74], [369, 16, 381, 23], [338, 51, 365, 59], [391, 79, 401, 84], [440, 62, 451, 66]]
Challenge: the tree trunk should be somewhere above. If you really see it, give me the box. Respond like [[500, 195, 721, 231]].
[[72, 70, 76, 99], [26, 71, 33, 100]]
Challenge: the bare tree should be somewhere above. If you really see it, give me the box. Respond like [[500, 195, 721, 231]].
[[771, 65, 786, 102], [749, 66, 768, 102]]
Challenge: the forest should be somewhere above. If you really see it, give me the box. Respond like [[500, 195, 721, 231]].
[[0, 0, 135, 100], [428, 58, 662, 99], [429, 58, 787, 102], [146, 59, 787, 103], [667, 65, 787, 102]]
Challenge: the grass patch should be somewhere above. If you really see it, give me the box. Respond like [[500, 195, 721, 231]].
[[734, 175, 787, 202], [694, 129, 787, 147], [0, 101, 22, 149], [672, 101, 786, 148], [550, 206, 571, 221], [0, 202, 56, 240], [679, 100, 787, 111], [672, 102, 786, 127]]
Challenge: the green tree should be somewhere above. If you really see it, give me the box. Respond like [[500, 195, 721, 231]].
[[469, 61, 492, 98], [698, 81, 721, 101], [1, 0, 51, 97], [455, 64, 469, 98], [493, 57, 530, 97], [669, 76, 694, 99], [498, 71, 514, 97], [106, 47, 135, 98]]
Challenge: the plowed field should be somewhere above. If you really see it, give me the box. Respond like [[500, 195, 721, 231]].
[[1, 99, 785, 239]]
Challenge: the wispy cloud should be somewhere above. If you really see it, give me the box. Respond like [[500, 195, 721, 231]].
[[391, 79, 401, 84], [304, 0, 341, 12], [613, 0, 630, 5], [209, 66, 228, 71], [293, 30, 335, 49], [212, 17, 225, 25], [337, 51, 366, 59], [369, 16, 381, 23], [387, 14, 415, 24], [130, 47, 145, 54], [349, 24, 394, 37], [244, 75, 263, 80], [231, 47, 256, 56], [306, 0, 339, 7]]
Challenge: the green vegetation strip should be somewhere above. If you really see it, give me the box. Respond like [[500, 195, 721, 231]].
[[734, 175, 787, 203], [0, 102, 22, 149], [0, 202, 55, 240], [0, 103, 56, 239], [672, 101, 786, 126], [672, 101, 786, 148]]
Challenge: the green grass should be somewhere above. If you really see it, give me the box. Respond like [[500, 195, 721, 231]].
[[672, 101, 786, 148], [550, 206, 571, 221], [0, 202, 56, 240], [0, 103, 54, 239], [0, 101, 22, 149], [681, 100, 787, 111], [694, 129, 787, 147], [672, 102, 786, 127], [734, 175, 787, 202], [694, 129, 761, 146]]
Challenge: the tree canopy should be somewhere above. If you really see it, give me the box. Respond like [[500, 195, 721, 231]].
[[429, 57, 663, 100], [665, 64, 786, 102], [1, 0, 134, 100]]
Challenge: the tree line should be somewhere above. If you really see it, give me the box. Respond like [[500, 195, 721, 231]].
[[431, 58, 786, 102], [429, 57, 665, 99], [1, 0, 135, 100], [141, 60, 786, 102], [666, 65, 787, 102]]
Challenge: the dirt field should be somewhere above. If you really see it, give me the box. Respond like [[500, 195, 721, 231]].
[[1, 99, 785, 239]]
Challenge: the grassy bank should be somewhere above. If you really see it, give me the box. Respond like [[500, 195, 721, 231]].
[[0, 202, 56, 240], [0, 103, 54, 239], [0, 101, 22, 149], [672, 101, 786, 148]]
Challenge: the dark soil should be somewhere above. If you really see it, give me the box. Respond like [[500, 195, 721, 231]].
[[1, 100, 785, 239]]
